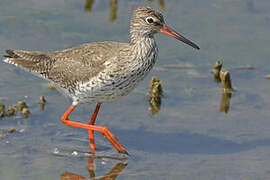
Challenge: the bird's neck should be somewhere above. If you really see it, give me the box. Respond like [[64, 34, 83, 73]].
[[130, 30, 154, 43], [129, 33, 157, 61]]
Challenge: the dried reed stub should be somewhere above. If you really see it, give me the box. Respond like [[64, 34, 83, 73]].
[[220, 71, 233, 92], [212, 61, 234, 113], [45, 83, 58, 90], [84, 0, 94, 12], [40, 96, 46, 104], [212, 61, 233, 91], [265, 74, 270, 79], [7, 127, 16, 133], [158, 0, 165, 10], [17, 101, 27, 112], [149, 76, 163, 97], [7, 106, 16, 117], [148, 76, 163, 115], [40, 96, 46, 111], [109, 0, 117, 22], [22, 108, 30, 118], [213, 61, 222, 83], [0, 104, 5, 117], [0, 101, 31, 118]]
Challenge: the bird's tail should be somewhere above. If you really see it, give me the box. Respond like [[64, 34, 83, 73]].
[[3, 49, 55, 75]]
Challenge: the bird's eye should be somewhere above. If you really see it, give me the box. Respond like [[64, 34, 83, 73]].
[[146, 17, 154, 24]]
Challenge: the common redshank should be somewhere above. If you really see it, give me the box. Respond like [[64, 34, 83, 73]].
[[3, 7, 199, 154]]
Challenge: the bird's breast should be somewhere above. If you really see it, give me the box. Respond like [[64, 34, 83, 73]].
[[73, 40, 158, 103]]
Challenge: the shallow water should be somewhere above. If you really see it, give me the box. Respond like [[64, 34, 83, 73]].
[[0, 0, 270, 179]]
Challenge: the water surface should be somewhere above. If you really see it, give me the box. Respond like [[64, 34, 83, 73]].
[[0, 0, 270, 179]]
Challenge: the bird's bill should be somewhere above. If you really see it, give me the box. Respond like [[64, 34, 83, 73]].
[[160, 25, 200, 50]]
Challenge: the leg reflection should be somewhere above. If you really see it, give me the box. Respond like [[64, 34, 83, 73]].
[[61, 154, 127, 180]]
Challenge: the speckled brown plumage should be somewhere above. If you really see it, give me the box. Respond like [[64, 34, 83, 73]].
[[2, 6, 199, 154]]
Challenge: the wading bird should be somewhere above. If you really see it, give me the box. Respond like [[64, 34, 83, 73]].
[[3, 6, 199, 154]]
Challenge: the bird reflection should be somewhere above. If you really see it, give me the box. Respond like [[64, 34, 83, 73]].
[[60, 155, 127, 180], [84, 0, 165, 22]]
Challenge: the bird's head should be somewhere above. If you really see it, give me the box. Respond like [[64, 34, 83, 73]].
[[131, 6, 199, 50]]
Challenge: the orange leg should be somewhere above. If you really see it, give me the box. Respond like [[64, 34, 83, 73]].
[[61, 104, 128, 154], [88, 103, 101, 153]]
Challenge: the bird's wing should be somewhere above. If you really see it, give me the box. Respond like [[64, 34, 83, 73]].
[[4, 42, 124, 89]]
